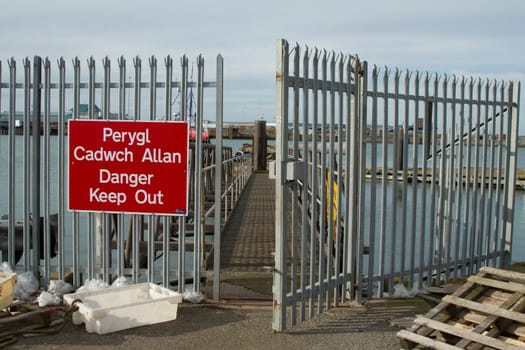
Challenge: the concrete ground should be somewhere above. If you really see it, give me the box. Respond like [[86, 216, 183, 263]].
[[9, 298, 429, 350]]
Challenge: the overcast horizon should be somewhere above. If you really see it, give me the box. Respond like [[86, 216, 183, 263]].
[[1, 0, 524, 131]]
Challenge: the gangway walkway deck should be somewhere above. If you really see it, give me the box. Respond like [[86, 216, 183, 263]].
[[208, 172, 275, 300]]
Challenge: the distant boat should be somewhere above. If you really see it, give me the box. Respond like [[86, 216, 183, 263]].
[[236, 143, 275, 160], [236, 143, 252, 156]]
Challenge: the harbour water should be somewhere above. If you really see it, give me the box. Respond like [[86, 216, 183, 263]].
[[1, 135, 524, 268], [221, 140, 525, 262]]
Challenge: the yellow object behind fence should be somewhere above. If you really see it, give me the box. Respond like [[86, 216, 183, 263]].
[[325, 173, 339, 242]]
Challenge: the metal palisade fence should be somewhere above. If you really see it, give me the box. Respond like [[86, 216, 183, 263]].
[[0, 54, 248, 300], [273, 39, 521, 331]]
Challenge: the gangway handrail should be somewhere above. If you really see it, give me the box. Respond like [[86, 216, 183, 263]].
[[427, 107, 508, 160]]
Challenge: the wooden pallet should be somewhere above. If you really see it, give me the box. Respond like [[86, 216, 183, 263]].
[[398, 267, 525, 349]]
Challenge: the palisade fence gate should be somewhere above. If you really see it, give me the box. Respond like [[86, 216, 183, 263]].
[[0, 54, 243, 300], [273, 39, 521, 331]]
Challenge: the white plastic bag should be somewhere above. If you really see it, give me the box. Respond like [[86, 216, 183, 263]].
[[111, 276, 132, 288], [392, 282, 421, 298], [14, 271, 39, 301], [48, 280, 74, 297], [37, 291, 61, 307], [0, 262, 13, 274], [75, 279, 109, 293], [183, 286, 204, 303], [392, 283, 411, 298]]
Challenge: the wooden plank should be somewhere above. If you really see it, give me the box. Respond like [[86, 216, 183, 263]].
[[507, 323, 525, 338], [481, 267, 525, 284], [454, 309, 473, 324], [406, 273, 487, 335], [477, 292, 507, 307], [447, 320, 474, 331], [455, 291, 524, 348], [442, 295, 525, 324], [400, 268, 525, 349], [496, 335, 525, 348], [463, 284, 489, 305], [469, 275, 525, 294], [462, 311, 487, 325], [500, 297, 525, 339], [397, 330, 462, 350], [414, 317, 524, 350], [487, 290, 519, 303], [426, 285, 461, 295]]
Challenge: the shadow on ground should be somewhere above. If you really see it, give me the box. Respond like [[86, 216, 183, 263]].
[[12, 304, 248, 349]]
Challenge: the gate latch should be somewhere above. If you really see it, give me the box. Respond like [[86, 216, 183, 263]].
[[285, 160, 304, 182], [267, 160, 304, 182]]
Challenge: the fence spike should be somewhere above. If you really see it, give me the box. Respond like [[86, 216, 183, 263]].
[[118, 55, 126, 68], [133, 55, 141, 68]]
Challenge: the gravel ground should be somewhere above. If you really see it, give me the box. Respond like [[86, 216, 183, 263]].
[[7, 299, 425, 350]]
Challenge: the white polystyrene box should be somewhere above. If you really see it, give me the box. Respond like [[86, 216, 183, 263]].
[[63, 283, 183, 334]]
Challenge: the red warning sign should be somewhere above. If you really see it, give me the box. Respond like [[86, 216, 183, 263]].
[[68, 120, 189, 215]]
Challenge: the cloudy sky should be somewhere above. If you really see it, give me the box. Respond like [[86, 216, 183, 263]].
[[1, 0, 524, 127]]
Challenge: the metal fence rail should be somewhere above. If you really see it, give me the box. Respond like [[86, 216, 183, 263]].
[[273, 39, 521, 331], [0, 54, 250, 299]]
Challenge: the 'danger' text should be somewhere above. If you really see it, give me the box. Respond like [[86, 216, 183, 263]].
[[99, 169, 154, 187]]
